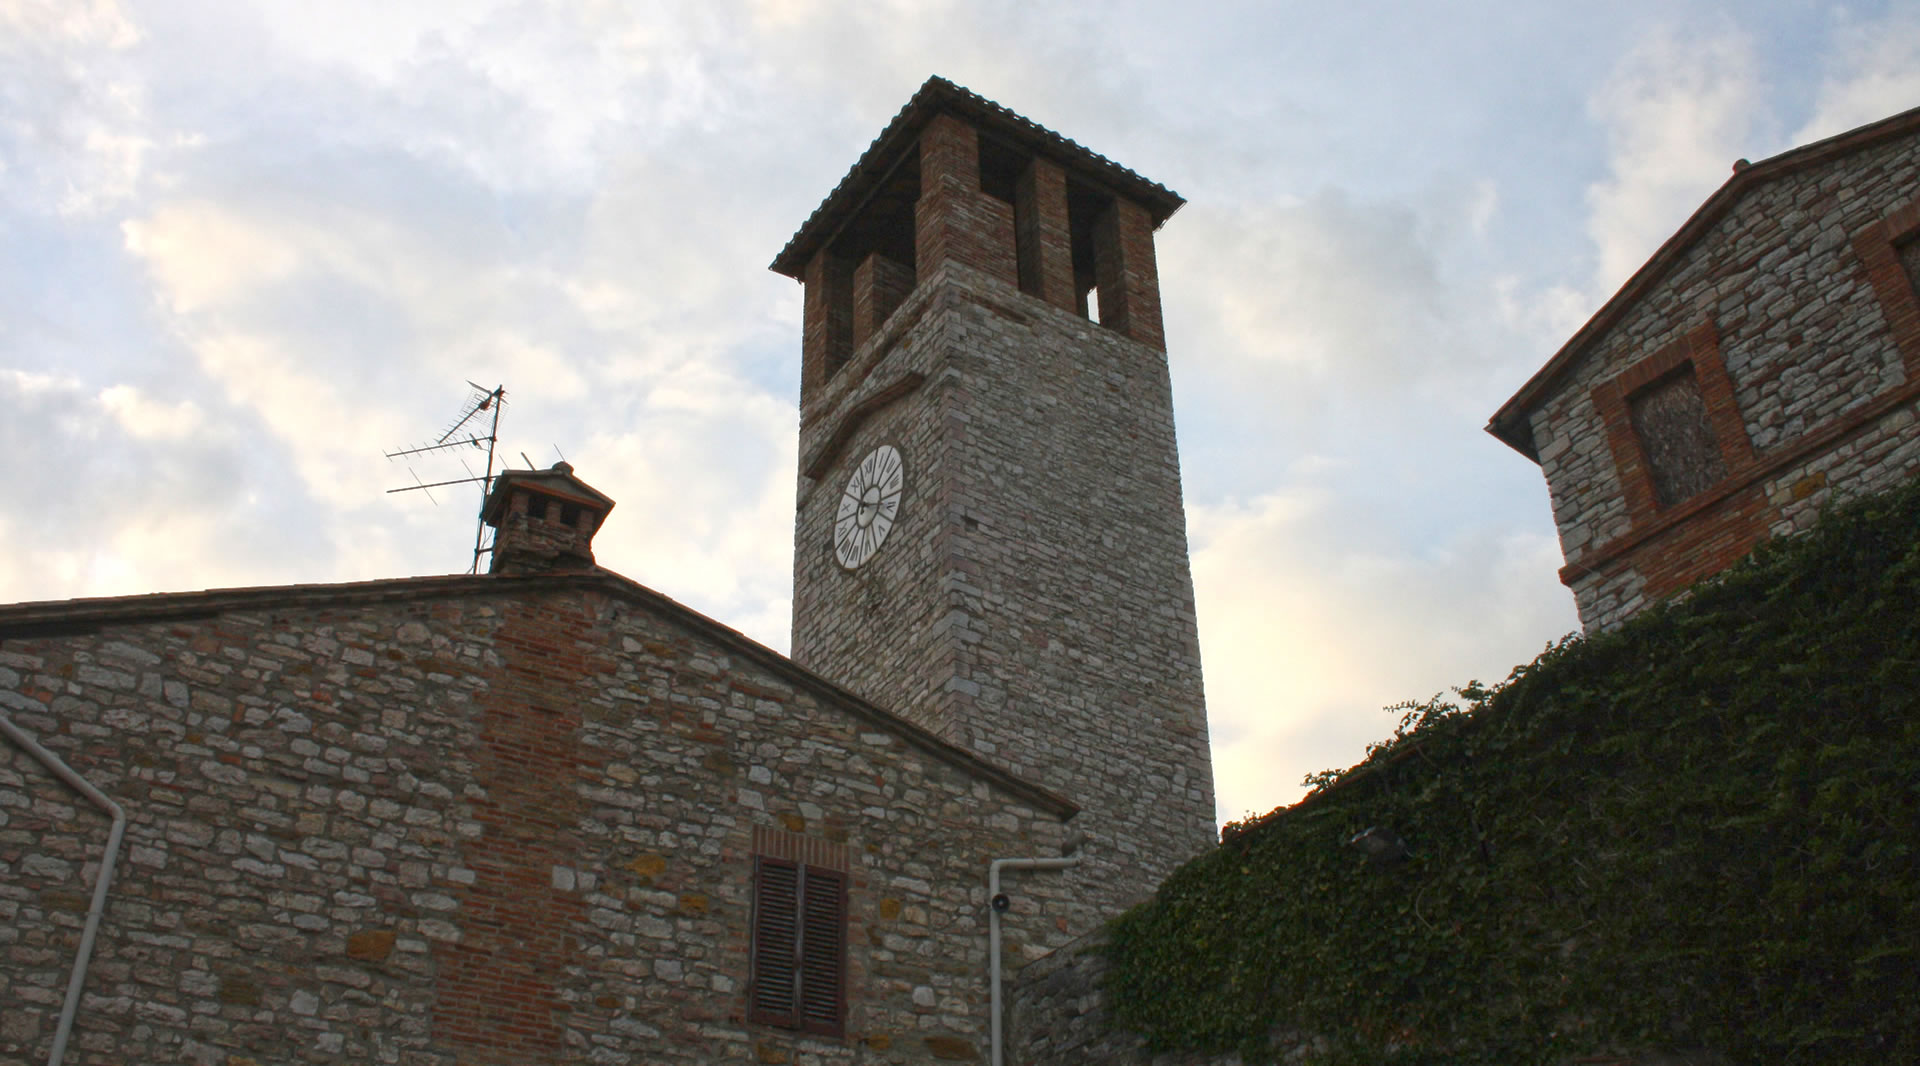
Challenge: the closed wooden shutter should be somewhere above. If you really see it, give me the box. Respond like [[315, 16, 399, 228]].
[[750, 857, 801, 1025], [749, 857, 846, 1037], [798, 866, 846, 1036]]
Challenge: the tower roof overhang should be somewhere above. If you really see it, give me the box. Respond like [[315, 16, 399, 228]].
[[770, 76, 1186, 279], [1485, 102, 1920, 463]]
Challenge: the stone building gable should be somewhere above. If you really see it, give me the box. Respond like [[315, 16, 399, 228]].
[[0, 572, 1083, 1065], [1487, 104, 1920, 629]]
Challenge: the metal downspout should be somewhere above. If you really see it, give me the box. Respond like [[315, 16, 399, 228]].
[[988, 848, 1083, 1066], [0, 713, 128, 1066]]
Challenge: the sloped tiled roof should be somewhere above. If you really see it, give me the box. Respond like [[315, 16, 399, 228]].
[[770, 76, 1185, 278], [1487, 103, 1920, 462]]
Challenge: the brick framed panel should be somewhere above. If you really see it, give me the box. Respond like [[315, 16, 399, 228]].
[[1590, 320, 1758, 531], [1852, 195, 1920, 379]]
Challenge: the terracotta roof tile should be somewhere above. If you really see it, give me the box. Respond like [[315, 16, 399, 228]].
[[771, 76, 1184, 278]]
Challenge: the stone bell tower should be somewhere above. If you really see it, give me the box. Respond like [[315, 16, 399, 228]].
[[773, 77, 1215, 908]]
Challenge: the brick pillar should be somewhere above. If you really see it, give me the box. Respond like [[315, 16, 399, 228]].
[[801, 250, 831, 396], [916, 114, 1017, 288], [1015, 156, 1074, 311], [852, 251, 915, 350], [1091, 197, 1167, 351], [802, 249, 854, 400]]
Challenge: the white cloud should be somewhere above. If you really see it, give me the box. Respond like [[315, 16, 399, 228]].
[[1164, 191, 1452, 381], [1, 0, 152, 215], [1493, 275, 1596, 354], [1465, 178, 1500, 238], [121, 203, 303, 313], [1190, 485, 1576, 823], [1794, 10, 1920, 143], [187, 328, 415, 508], [98, 384, 203, 439], [0, 0, 138, 48], [0, 370, 291, 603], [579, 372, 796, 649], [1583, 23, 1762, 294]]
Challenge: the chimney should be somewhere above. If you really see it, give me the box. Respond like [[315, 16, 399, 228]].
[[480, 461, 615, 575]]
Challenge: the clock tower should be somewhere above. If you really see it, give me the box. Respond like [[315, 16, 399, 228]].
[[773, 78, 1216, 911]]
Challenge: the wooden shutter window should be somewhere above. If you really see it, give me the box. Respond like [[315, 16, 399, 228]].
[[750, 857, 801, 1024], [798, 866, 846, 1035], [749, 856, 847, 1037]]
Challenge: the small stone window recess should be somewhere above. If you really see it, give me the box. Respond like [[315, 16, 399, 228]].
[[747, 827, 849, 1037], [1628, 364, 1729, 508], [1898, 234, 1920, 305]]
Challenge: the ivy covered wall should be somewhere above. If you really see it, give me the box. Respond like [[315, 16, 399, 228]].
[[1099, 476, 1920, 1065]]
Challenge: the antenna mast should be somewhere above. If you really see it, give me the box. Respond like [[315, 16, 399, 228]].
[[385, 383, 508, 573]]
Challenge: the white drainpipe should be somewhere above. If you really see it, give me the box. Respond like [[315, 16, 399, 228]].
[[988, 846, 1083, 1066], [0, 713, 128, 1066]]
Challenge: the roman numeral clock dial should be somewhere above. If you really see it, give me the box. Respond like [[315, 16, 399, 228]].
[[832, 445, 904, 570]]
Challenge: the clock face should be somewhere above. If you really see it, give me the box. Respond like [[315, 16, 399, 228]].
[[833, 444, 905, 570]]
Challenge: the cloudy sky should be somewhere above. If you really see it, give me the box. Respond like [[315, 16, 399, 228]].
[[6, 0, 1919, 824]]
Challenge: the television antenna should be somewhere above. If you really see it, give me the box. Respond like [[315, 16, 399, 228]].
[[385, 382, 507, 573]]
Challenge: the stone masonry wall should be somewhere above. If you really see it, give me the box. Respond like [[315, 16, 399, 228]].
[[789, 258, 1216, 925], [1529, 128, 1920, 629], [0, 575, 1086, 1066]]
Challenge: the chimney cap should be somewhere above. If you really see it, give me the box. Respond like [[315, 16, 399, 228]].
[[481, 462, 615, 529]]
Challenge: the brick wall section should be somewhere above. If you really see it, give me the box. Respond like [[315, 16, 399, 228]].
[[0, 575, 1086, 1065], [803, 249, 857, 394], [1523, 129, 1920, 629], [1092, 197, 1167, 352], [434, 596, 596, 1061], [802, 249, 833, 396], [1014, 158, 1075, 312], [791, 259, 1216, 920], [853, 253, 915, 353], [916, 115, 1018, 291]]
